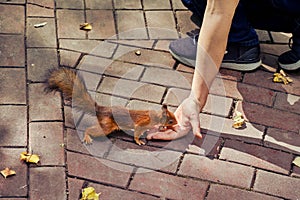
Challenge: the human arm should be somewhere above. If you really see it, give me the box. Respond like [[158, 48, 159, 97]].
[[147, 0, 239, 140]]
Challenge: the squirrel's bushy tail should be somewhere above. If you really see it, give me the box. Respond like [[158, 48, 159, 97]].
[[45, 68, 97, 114]]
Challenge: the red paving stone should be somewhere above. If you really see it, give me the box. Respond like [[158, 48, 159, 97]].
[[1, 1, 300, 199]]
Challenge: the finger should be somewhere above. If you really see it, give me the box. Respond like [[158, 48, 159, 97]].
[[190, 118, 202, 139]]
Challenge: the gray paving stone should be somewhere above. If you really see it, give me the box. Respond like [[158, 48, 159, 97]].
[[56, 0, 84, 9], [114, 0, 142, 9], [57, 10, 85, 39], [29, 83, 62, 121], [27, 18, 57, 47], [29, 167, 67, 199], [143, 0, 171, 10], [0, 68, 26, 104], [0, 105, 27, 146], [0, 148, 27, 197], [29, 122, 65, 165], [86, 0, 113, 9], [116, 10, 147, 39], [0, 35, 25, 66], [0, 4, 24, 34], [27, 48, 58, 82]]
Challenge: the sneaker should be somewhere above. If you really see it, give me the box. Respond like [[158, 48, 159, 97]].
[[169, 34, 262, 71], [278, 38, 300, 71]]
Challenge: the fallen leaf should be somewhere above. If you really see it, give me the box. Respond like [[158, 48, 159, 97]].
[[273, 69, 293, 85], [293, 157, 300, 167], [34, 22, 47, 28], [81, 187, 101, 200], [20, 152, 40, 164], [80, 23, 92, 31], [232, 110, 246, 129], [1, 168, 16, 179]]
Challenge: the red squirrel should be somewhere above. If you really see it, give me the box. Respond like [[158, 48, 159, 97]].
[[45, 68, 177, 145]]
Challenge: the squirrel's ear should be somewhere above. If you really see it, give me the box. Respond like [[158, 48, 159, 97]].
[[161, 104, 168, 111]]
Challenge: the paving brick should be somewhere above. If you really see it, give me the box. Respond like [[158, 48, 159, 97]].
[[145, 11, 178, 39], [172, 0, 188, 9], [86, 0, 113, 9], [154, 40, 172, 51], [86, 10, 116, 39], [200, 113, 264, 144], [66, 128, 113, 157], [243, 70, 300, 96], [64, 106, 76, 129], [264, 128, 300, 154], [0, 5, 24, 34], [207, 184, 282, 200], [129, 169, 209, 199], [176, 11, 198, 35], [261, 43, 290, 56], [220, 140, 293, 174], [104, 60, 144, 80], [98, 77, 166, 103], [218, 69, 243, 82], [29, 83, 62, 121], [254, 170, 300, 199], [109, 39, 154, 48], [77, 70, 102, 91], [141, 67, 191, 89], [114, 0, 142, 9], [67, 151, 134, 187], [27, 48, 58, 82], [176, 63, 195, 73], [116, 11, 147, 39], [241, 101, 300, 133], [261, 53, 279, 73], [117, 48, 175, 68], [0, 0, 24, 3], [29, 167, 66, 199], [27, 4, 54, 17], [178, 154, 255, 188], [27, 18, 57, 47], [274, 92, 300, 114], [56, 0, 83, 9], [68, 178, 159, 200], [127, 100, 162, 110], [59, 50, 82, 68], [29, 122, 65, 165], [57, 10, 85, 39], [27, 0, 54, 7], [0, 68, 26, 104], [0, 148, 27, 196], [0, 106, 27, 146], [60, 39, 117, 57], [292, 165, 300, 178], [143, 0, 171, 10], [107, 140, 181, 173], [0, 35, 25, 66], [93, 92, 128, 107], [209, 78, 242, 100]]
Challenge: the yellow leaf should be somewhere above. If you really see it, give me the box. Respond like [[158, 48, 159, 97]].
[[232, 111, 246, 129], [81, 187, 101, 200], [1, 168, 16, 179], [20, 152, 40, 164], [80, 23, 92, 31], [272, 70, 293, 85], [293, 157, 300, 167]]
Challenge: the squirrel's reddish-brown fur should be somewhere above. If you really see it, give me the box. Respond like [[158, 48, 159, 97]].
[[46, 68, 177, 145]]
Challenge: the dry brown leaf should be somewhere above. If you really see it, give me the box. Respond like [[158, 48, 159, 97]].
[[81, 187, 101, 200], [20, 152, 40, 164], [1, 168, 16, 179], [80, 23, 92, 31], [232, 110, 246, 129]]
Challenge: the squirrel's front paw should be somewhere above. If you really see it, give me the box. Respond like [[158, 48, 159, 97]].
[[83, 135, 93, 144], [135, 138, 146, 145]]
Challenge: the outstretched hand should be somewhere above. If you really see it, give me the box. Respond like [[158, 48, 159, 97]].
[[147, 97, 202, 141]]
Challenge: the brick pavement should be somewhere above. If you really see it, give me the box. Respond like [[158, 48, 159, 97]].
[[0, 0, 300, 199]]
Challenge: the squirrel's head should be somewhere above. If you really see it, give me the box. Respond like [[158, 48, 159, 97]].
[[159, 104, 177, 131]]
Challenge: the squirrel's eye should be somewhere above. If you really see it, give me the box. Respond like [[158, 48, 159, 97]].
[[168, 120, 173, 124]]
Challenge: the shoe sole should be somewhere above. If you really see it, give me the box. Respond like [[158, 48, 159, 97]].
[[170, 49, 262, 71], [278, 60, 300, 71]]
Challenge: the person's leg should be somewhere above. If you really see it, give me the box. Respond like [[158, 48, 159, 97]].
[[169, 0, 261, 71]]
